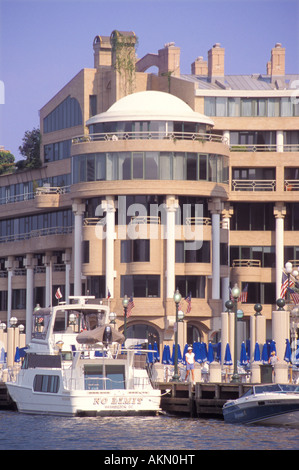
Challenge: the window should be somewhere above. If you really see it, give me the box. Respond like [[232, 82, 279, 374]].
[[175, 241, 210, 263], [43, 96, 82, 133], [33, 374, 60, 393], [121, 239, 150, 262], [121, 275, 160, 297], [12, 289, 26, 309], [89, 95, 97, 118], [83, 241, 90, 263], [231, 203, 275, 231], [175, 275, 206, 298]]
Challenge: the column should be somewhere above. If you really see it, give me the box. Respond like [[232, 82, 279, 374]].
[[165, 196, 178, 298], [24, 254, 36, 343], [276, 130, 284, 153], [63, 249, 71, 304], [208, 198, 223, 300], [43, 252, 52, 307], [274, 203, 286, 300], [72, 199, 85, 296], [102, 197, 116, 298], [221, 204, 233, 310], [5, 256, 14, 326]]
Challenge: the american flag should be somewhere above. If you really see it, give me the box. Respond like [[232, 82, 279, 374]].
[[185, 292, 192, 313], [55, 287, 63, 300], [288, 287, 299, 304], [280, 271, 294, 298], [126, 296, 135, 318], [239, 284, 248, 303]]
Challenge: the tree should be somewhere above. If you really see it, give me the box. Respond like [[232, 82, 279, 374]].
[[0, 150, 15, 175], [18, 127, 41, 169]]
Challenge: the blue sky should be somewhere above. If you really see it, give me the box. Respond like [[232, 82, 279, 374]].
[[0, 0, 298, 159]]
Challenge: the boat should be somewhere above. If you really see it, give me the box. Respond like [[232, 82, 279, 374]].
[[6, 296, 161, 416], [223, 383, 299, 427]]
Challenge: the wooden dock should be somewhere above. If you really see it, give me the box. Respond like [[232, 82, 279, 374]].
[[157, 382, 252, 418], [0, 382, 16, 410]]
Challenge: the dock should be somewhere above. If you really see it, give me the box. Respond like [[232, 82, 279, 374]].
[[157, 382, 252, 418]]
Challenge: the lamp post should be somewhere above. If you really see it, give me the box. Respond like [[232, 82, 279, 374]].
[[122, 295, 129, 341], [172, 288, 182, 382], [231, 284, 240, 383]]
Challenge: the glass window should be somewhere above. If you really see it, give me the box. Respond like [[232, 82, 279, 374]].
[[145, 152, 158, 179], [132, 153, 144, 179], [186, 154, 197, 180], [199, 154, 207, 180], [173, 153, 185, 180], [107, 153, 118, 180], [160, 153, 172, 180], [216, 98, 227, 116], [87, 155, 95, 181], [118, 153, 131, 180], [267, 98, 280, 117], [228, 98, 240, 117], [95, 154, 106, 180]]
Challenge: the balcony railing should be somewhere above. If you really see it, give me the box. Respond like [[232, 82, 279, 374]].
[[230, 144, 299, 152], [232, 259, 262, 268], [285, 180, 299, 191], [231, 179, 276, 191], [72, 131, 228, 145], [0, 226, 73, 244]]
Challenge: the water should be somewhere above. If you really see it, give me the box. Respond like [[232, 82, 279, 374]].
[[0, 411, 298, 451]]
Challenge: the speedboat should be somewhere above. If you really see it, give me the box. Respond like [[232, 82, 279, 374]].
[[6, 296, 161, 416], [223, 383, 299, 427]]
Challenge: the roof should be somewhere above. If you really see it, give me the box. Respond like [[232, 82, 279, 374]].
[[86, 91, 214, 126], [180, 74, 299, 91]]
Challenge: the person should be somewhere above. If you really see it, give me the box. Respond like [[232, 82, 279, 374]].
[[185, 346, 195, 384], [269, 350, 279, 380]]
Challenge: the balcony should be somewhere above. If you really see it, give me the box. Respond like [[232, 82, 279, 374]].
[[285, 180, 299, 191], [72, 131, 228, 145], [231, 179, 276, 191], [35, 185, 70, 208]]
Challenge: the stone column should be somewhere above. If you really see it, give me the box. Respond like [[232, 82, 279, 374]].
[[274, 203, 286, 300], [63, 249, 71, 304], [72, 199, 85, 296], [276, 130, 284, 153], [5, 256, 14, 326], [43, 252, 52, 307], [165, 196, 179, 299], [208, 198, 223, 300], [221, 204, 233, 310], [102, 197, 116, 299], [24, 254, 36, 343]]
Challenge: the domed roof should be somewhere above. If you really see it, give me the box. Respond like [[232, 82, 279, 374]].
[[86, 91, 214, 126]]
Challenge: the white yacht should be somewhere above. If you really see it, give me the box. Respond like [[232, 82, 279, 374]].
[[223, 383, 299, 427], [6, 296, 161, 416]]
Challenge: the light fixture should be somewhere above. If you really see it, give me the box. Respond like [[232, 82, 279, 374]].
[[231, 284, 240, 299], [178, 310, 185, 322], [109, 311, 116, 324], [18, 324, 25, 333], [10, 317, 18, 328], [173, 289, 182, 304], [0, 322, 6, 331]]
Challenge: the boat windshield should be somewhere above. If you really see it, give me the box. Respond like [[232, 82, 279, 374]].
[[32, 308, 52, 340], [254, 384, 299, 394]]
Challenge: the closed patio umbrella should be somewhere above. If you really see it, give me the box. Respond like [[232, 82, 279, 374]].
[[240, 342, 248, 366], [216, 342, 221, 362], [153, 341, 160, 362], [253, 342, 261, 362], [193, 342, 201, 363], [207, 342, 214, 364], [14, 347, 21, 363], [261, 343, 269, 364], [284, 338, 292, 363], [182, 344, 189, 365], [171, 343, 183, 364], [162, 345, 171, 364], [200, 342, 208, 363], [224, 343, 233, 365]]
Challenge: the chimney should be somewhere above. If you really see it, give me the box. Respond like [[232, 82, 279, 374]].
[[191, 56, 208, 75], [158, 42, 180, 77], [93, 35, 112, 68], [268, 43, 285, 76], [208, 43, 225, 78]]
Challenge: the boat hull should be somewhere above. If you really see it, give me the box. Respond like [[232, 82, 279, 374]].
[[6, 383, 161, 417], [223, 399, 299, 427]]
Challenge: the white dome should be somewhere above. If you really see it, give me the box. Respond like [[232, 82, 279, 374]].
[[86, 91, 214, 126]]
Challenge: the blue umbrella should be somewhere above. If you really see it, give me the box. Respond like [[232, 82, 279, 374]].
[[193, 342, 201, 363], [261, 343, 269, 364], [146, 344, 154, 364], [14, 347, 21, 363], [0, 347, 5, 364], [253, 342, 261, 362], [153, 342, 160, 362], [201, 342, 208, 362], [284, 339, 292, 363], [216, 342, 221, 362], [162, 345, 171, 364], [240, 342, 248, 366], [270, 340, 277, 355], [224, 343, 233, 365], [207, 342, 214, 364]]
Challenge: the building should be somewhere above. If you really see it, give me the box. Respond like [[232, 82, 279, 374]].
[[0, 31, 298, 351]]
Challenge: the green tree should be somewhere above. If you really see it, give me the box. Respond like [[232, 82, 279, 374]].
[[18, 127, 41, 169], [0, 150, 15, 175]]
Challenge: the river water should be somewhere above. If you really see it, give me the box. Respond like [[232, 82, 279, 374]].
[[0, 411, 298, 451]]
